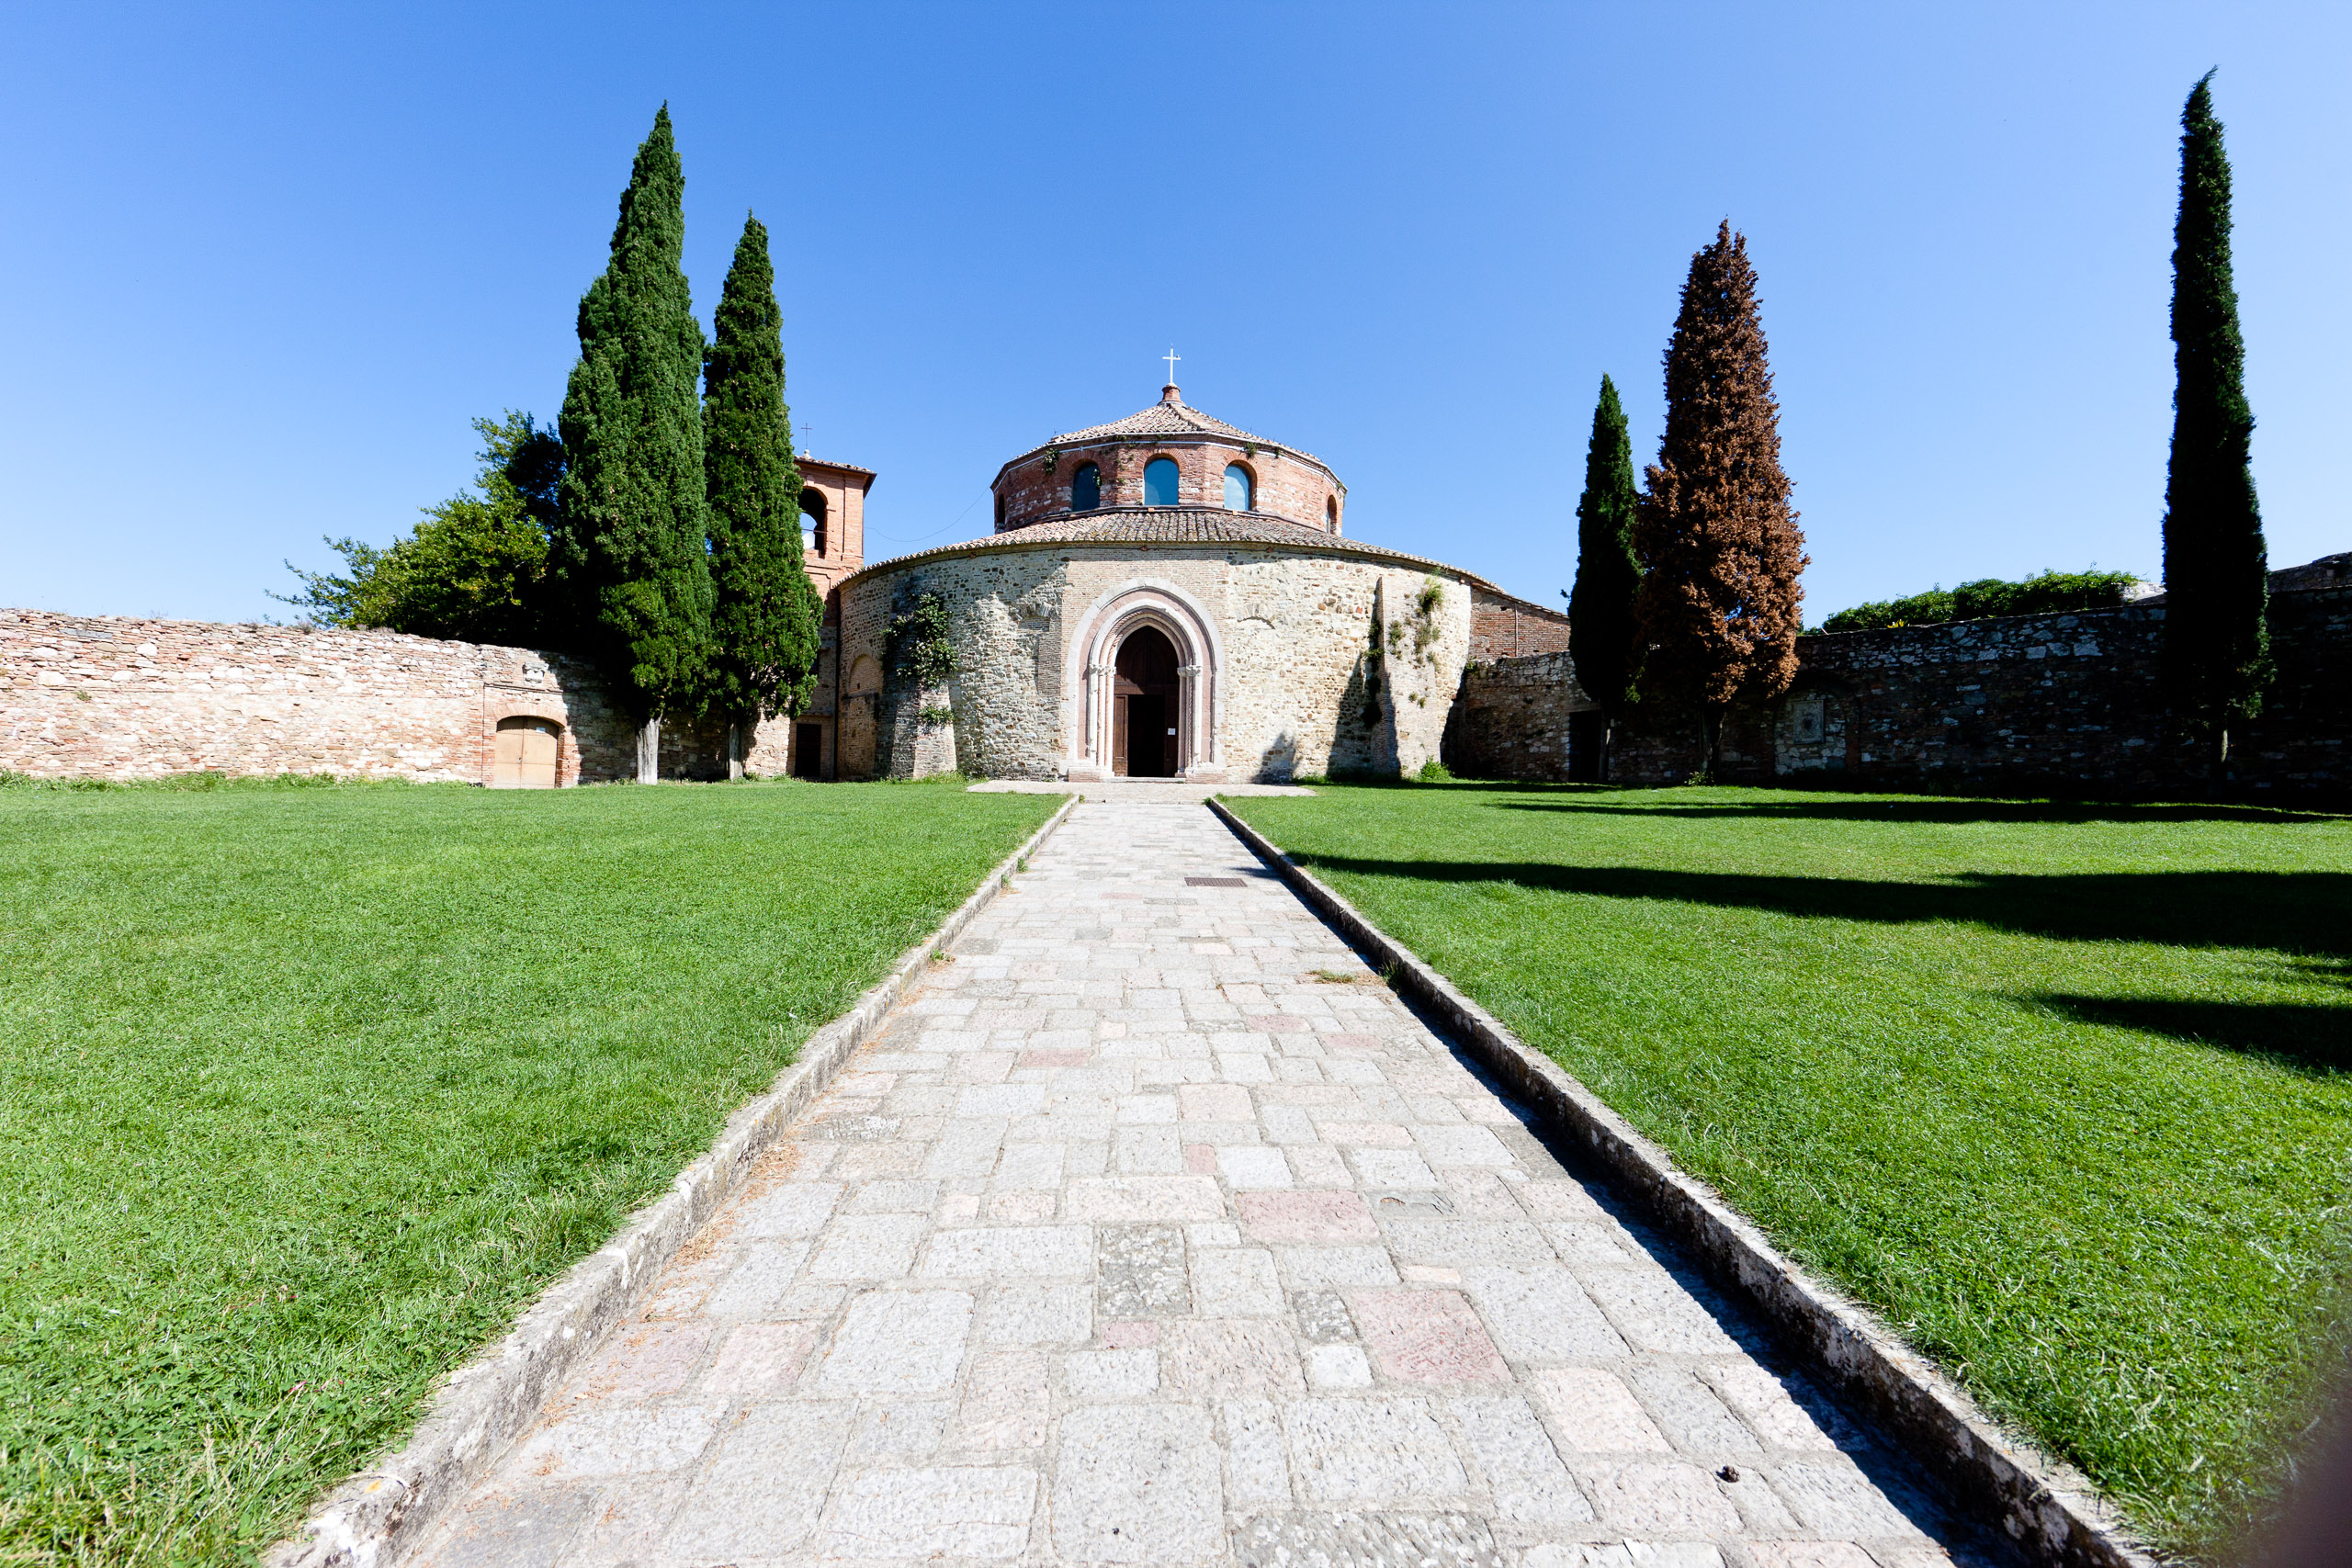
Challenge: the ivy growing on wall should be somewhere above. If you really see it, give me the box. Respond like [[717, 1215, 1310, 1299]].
[[887, 592, 957, 687]]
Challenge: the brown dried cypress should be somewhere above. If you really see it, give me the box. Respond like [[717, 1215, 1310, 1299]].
[[1632, 222, 1808, 773]]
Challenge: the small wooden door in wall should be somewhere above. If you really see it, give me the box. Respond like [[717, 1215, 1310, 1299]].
[[492, 716, 560, 788]]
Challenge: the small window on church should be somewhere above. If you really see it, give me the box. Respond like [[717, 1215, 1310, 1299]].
[[1071, 462, 1100, 512], [1144, 457, 1180, 506], [1224, 464, 1252, 512], [1326, 495, 1340, 532], [801, 489, 829, 556]]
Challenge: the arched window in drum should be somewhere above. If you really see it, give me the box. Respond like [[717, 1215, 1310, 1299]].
[[1071, 462, 1101, 512], [1144, 457, 1180, 506], [1223, 464, 1252, 511]]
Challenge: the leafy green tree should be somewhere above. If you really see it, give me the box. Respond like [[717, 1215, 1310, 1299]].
[[2161, 72, 2270, 768], [1566, 374, 1641, 778], [548, 106, 715, 781], [1632, 222, 1807, 779], [702, 213, 821, 769], [273, 412, 562, 644]]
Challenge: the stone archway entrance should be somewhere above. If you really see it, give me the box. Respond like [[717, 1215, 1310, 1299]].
[[1066, 582, 1225, 783], [1113, 626, 1180, 777]]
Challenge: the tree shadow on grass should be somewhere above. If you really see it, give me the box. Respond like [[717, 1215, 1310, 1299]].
[[1485, 791, 2346, 828], [1293, 855, 2352, 966], [2026, 995, 2352, 1075]]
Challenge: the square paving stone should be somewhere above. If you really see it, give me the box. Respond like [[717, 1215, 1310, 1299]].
[[1159, 1320, 1306, 1399], [1451, 1394, 1594, 1526], [820, 1465, 1039, 1560], [806, 1214, 931, 1281], [1193, 1247, 1285, 1317], [812, 1290, 972, 1396], [1238, 1190, 1380, 1243], [1351, 1289, 1511, 1385], [1587, 1461, 1744, 1535], [1460, 1264, 1629, 1361], [425, 1485, 600, 1568], [509, 1405, 721, 1480], [1051, 1404, 1224, 1562], [919, 1224, 1091, 1280], [1532, 1367, 1674, 1452], [1097, 1224, 1190, 1316], [1582, 1269, 1746, 1355], [1066, 1176, 1226, 1221], [1229, 1510, 1504, 1568], [1283, 1397, 1470, 1505], [700, 1322, 815, 1398], [665, 1401, 854, 1557]]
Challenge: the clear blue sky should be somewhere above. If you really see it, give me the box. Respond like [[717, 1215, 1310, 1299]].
[[3, 2, 2345, 626]]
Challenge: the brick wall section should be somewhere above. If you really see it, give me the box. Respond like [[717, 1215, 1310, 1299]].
[[1, 610, 636, 784], [992, 437, 1344, 536], [1468, 586, 1573, 661]]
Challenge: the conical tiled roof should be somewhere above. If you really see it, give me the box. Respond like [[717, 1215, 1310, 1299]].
[[1005, 386, 1329, 472]]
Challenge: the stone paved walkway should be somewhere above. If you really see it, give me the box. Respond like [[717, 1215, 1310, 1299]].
[[414, 803, 1982, 1568]]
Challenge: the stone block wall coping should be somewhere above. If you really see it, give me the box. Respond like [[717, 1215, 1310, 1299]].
[[1205, 796, 2158, 1568], [269, 794, 1081, 1568]]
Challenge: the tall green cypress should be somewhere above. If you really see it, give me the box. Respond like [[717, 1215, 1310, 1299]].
[[1566, 374, 1642, 777], [2161, 72, 2270, 768], [550, 106, 714, 780], [703, 213, 821, 763]]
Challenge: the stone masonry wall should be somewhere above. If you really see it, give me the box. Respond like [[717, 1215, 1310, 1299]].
[[1609, 581, 2349, 797], [1449, 574, 2347, 798], [1, 609, 635, 784], [837, 546, 1476, 783], [1444, 649, 1590, 781]]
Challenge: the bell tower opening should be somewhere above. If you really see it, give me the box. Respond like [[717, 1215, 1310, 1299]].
[[1111, 626, 1180, 777]]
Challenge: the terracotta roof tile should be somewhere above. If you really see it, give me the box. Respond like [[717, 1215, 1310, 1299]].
[[852, 507, 1501, 592]]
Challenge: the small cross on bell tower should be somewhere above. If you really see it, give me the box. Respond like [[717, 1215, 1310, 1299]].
[[1160, 348, 1181, 403]]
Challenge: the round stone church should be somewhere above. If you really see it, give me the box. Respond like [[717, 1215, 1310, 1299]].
[[782, 382, 1567, 784]]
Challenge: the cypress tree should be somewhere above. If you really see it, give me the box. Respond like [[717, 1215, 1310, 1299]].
[[1566, 374, 1641, 778], [703, 213, 821, 770], [1631, 222, 1807, 777], [550, 105, 714, 781], [2161, 71, 2270, 769]]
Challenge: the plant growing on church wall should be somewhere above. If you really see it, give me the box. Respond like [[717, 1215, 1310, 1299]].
[[2161, 72, 2271, 769], [1632, 221, 1806, 778], [702, 212, 822, 735], [548, 106, 716, 780], [887, 593, 958, 688]]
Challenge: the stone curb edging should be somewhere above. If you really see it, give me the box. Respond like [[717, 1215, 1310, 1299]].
[[1205, 796, 2156, 1568], [271, 794, 1081, 1568]]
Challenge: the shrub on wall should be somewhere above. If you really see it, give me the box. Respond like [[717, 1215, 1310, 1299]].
[[1817, 569, 2144, 634]]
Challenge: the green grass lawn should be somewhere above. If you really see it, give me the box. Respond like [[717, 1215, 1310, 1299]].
[[1227, 783, 2352, 1561], [0, 774, 1059, 1567]]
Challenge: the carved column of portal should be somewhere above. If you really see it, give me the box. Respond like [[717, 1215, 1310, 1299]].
[[1175, 663, 1201, 775], [1083, 663, 1110, 773]]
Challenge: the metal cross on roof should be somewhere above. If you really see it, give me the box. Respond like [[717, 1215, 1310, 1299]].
[[1162, 348, 1180, 386]]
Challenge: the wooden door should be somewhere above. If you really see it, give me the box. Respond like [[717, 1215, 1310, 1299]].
[[519, 723, 558, 787], [492, 717, 560, 788], [1113, 695, 1131, 776]]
